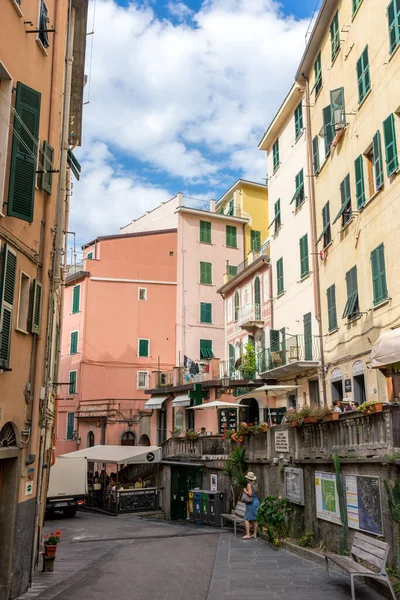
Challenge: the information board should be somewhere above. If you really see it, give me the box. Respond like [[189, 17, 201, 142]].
[[284, 467, 304, 505], [315, 472, 341, 525], [345, 475, 383, 535], [275, 430, 289, 453]]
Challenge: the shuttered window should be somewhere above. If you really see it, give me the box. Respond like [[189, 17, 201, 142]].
[[356, 46, 371, 104], [69, 371, 77, 395], [330, 11, 340, 61], [323, 105, 334, 156], [290, 169, 305, 208], [234, 291, 240, 321], [317, 202, 331, 247], [226, 225, 237, 248], [227, 265, 237, 277], [333, 174, 352, 226], [303, 313, 312, 360], [200, 261, 212, 284], [67, 149, 81, 180], [370, 244, 388, 305], [200, 302, 212, 323], [39, 141, 54, 194], [250, 230, 261, 251], [30, 279, 43, 335], [276, 258, 284, 296], [352, 0, 362, 14], [138, 338, 149, 357], [70, 331, 78, 355], [313, 136, 320, 174], [299, 234, 309, 278], [270, 329, 280, 352], [200, 220, 211, 243], [388, 0, 400, 55], [343, 266, 359, 319], [372, 131, 384, 190], [330, 87, 346, 130], [8, 82, 41, 223], [327, 285, 338, 332], [354, 155, 366, 208], [274, 199, 281, 232], [72, 284, 80, 314], [314, 53, 322, 96], [200, 339, 213, 359], [272, 139, 279, 172], [0, 245, 17, 369], [294, 102, 303, 140], [66, 413, 75, 440], [383, 114, 399, 177]]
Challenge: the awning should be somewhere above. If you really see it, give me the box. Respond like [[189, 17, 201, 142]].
[[60, 445, 161, 464], [172, 393, 191, 408], [370, 329, 400, 368], [188, 400, 240, 410], [144, 395, 168, 410]]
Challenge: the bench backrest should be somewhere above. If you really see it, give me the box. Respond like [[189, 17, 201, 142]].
[[350, 532, 389, 573], [234, 501, 246, 518]]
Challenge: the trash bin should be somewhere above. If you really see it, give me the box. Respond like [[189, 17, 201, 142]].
[[188, 490, 195, 521], [202, 492, 210, 525], [208, 492, 225, 527], [194, 491, 203, 524]]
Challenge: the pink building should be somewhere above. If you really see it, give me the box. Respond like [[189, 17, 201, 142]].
[[56, 229, 177, 455]]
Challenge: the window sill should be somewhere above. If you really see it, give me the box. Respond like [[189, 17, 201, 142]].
[[358, 87, 371, 110], [315, 85, 323, 101], [36, 38, 49, 56], [10, 0, 23, 16], [200, 322, 213, 325], [339, 216, 355, 233], [322, 240, 333, 252], [389, 42, 400, 63], [277, 291, 285, 299], [294, 199, 307, 213], [328, 327, 339, 335], [300, 273, 311, 282], [373, 297, 390, 311], [273, 226, 282, 237], [317, 154, 330, 178], [15, 327, 29, 335], [365, 187, 383, 208], [331, 46, 341, 67], [200, 283, 213, 286], [347, 313, 362, 324], [295, 130, 305, 144], [226, 245, 238, 249], [199, 241, 212, 245]]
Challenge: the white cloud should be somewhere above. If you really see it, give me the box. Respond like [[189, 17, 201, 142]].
[[166, 2, 194, 20]]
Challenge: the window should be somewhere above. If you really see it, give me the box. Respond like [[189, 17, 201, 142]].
[[250, 230, 261, 251], [66, 413, 75, 440], [333, 174, 351, 227], [72, 284, 80, 314], [234, 291, 240, 321], [327, 285, 338, 332], [38, 0, 50, 49], [272, 139, 279, 172], [200, 302, 212, 323], [388, 0, 400, 55], [370, 244, 388, 305], [312, 136, 320, 174], [200, 261, 212, 284], [290, 169, 305, 208], [200, 220, 211, 243], [303, 313, 312, 360], [383, 114, 399, 177], [353, 155, 365, 209], [299, 234, 309, 278], [87, 431, 95, 447], [69, 371, 77, 395], [200, 339, 213, 358], [87, 252, 93, 260], [121, 431, 135, 446], [137, 371, 149, 389], [356, 46, 370, 104], [39, 141, 54, 194], [313, 52, 322, 96], [138, 287, 147, 301], [317, 201, 331, 248], [330, 11, 340, 61], [138, 338, 150, 357], [330, 87, 346, 131], [323, 105, 334, 156], [17, 272, 30, 332], [276, 258, 284, 296], [70, 331, 78, 355], [372, 131, 384, 190], [0, 245, 17, 369], [352, 0, 363, 14], [227, 265, 237, 277], [343, 266, 359, 320], [227, 199, 234, 216], [30, 279, 42, 335], [269, 199, 281, 234], [294, 102, 303, 140], [226, 225, 237, 248]]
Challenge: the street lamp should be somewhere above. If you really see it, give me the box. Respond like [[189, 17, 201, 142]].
[[216, 374, 231, 398]]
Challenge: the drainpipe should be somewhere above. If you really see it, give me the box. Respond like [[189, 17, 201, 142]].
[[302, 75, 327, 407]]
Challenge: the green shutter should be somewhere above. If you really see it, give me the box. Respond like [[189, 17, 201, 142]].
[[200, 302, 212, 323], [300, 234, 309, 278], [273, 139, 279, 172], [356, 46, 370, 104], [66, 413, 75, 440], [343, 267, 359, 319], [371, 244, 388, 305], [383, 114, 399, 177], [70, 331, 78, 354], [313, 53, 322, 96], [323, 105, 334, 156], [200, 220, 211, 243], [327, 285, 338, 332], [354, 155, 365, 208], [330, 87, 346, 131], [312, 136, 320, 174], [372, 131, 384, 190], [226, 225, 237, 248], [72, 285, 80, 314], [200, 339, 213, 359], [276, 258, 284, 296], [39, 141, 54, 194], [290, 169, 305, 207], [67, 149, 81, 180], [0, 245, 17, 369], [294, 102, 303, 140], [229, 344, 235, 375], [352, 0, 362, 14], [139, 339, 149, 357], [227, 265, 237, 277], [8, 82, 41, 222], [317, 202, 331, 246], [330, 11, 340, 61], [234, 291, 240, 321], [200, 261, 212, 284], [251, 230, 261, 251], [388, 0, 400, 54], [30, 279, 43, 335], [227, 199, 234, 216], [334, 174, 352, 225], [270, 329, 280, 353], [69, 371, 77, 395], [269, 199, 281, 231], [303, 313, 312, 360]]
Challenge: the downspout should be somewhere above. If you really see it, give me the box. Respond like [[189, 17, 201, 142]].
[[302, 75, 327, 406]]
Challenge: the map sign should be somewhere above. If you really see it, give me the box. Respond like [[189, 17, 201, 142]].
[[315, 472, 341, 525], [345, 475, 383, 535], [284, 467, 304, 505]]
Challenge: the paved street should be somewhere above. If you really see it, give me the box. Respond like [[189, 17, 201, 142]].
[[22, 511, 385, 600]]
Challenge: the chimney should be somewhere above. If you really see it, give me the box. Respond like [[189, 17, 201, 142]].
[[177, 192, 183, 206], [210, 199, 216, 212]]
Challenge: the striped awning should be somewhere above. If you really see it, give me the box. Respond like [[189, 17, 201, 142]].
[[144, 395, 168, 410], [172, 393, 191, 408]]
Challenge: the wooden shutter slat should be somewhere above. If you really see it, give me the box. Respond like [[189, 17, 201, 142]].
[[373, 131, 384, 190], [30, 279, 43, 335], [0, 245, 17, 368], [40, 141, 54, 194]]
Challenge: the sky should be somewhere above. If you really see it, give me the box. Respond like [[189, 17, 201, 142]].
[[70, 0, 318, 253]]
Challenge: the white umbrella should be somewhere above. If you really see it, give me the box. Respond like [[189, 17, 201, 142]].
[[187, 400, 240, 410], [236, 384, 299, 403]]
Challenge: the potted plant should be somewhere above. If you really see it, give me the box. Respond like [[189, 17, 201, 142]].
[[185, 429, 198, 440], [231, 432, 244, 443], [43, 530, 61, 558], [240, 341, 256, 379], [249, 422, 269, 434], [315, 405, 331, 421], [222, 428, 234, 440], [237, 422, 250, 436], [170, 427, 182, 438], [359, 400, 384, 414], [299, 405, 317, 424], [288, 411, 299, 427]]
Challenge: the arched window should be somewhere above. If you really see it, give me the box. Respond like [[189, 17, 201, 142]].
[[175, 409, 184, 431], [234, 291, 240, 322], [121, 431, 135, 446], [87, 431, 95, 447]]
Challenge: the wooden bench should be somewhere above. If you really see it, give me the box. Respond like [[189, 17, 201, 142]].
[[325, 531, 396, 600], [220, 501, 246, 537]]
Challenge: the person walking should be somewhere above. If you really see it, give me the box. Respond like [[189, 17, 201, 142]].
[[242, 472, 260, 540]]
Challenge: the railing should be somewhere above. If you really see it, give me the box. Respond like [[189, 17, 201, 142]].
[[238, 303, 262, 325], [219, 359, 264, 381], [86, 487, 159, 515], [181, 197, 245, 218], [257, 334, 321, 373], [162, 435, 231, 459], [148, 360, 217, 389], [224, 242, 270, 282]]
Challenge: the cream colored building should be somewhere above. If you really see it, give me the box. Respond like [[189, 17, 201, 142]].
[[295, 0, 400, 405]]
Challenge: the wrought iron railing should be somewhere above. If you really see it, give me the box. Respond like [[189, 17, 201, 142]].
[[257, 333, 320, 373], [238, 303, 262, 325], [224, 241, 270, 281]]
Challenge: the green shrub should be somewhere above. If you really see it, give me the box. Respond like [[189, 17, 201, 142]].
[[257, 496, 291, 545]]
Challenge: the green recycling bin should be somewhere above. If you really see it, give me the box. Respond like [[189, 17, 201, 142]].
[[194, 491, 203, 523], [202, 492, 210, 525]]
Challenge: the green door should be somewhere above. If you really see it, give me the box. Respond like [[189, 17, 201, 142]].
[[170, 466, 202, 520]]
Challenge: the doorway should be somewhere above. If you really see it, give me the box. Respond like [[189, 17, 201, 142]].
[[353, 374, 366, 404], [239, 398, 259, 425], [170, 466, 202, 520], [158, 408, 167, 445], [309, 379, 320, 407], [331, 379, 344, 402], [0, 454, 20, 600]]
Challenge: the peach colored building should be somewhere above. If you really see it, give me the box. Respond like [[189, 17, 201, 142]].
[[57, 229, 177, 454]]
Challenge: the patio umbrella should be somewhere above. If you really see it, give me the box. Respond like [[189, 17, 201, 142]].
[[235, 385, 300, 424], [187, 400, 240, 410]]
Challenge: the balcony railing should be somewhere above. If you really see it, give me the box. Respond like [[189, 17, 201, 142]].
[[238, 303, 262, 326], [257, 333, 320, 374], [148, 359, 221, 390], [224, 242, 270, 282]]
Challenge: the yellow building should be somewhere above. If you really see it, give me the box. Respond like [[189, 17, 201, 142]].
[[215, 179, 269, 259], [295, 0, 400, 405]]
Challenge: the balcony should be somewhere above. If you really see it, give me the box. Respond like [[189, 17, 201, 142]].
[[224, 242, 270, 283], [258, 333, 320, 379], [238, 303, 263, 331], [147, 359, 221, 391]]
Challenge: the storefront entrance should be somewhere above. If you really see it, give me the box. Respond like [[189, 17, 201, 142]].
[[239, 398, 259, 425], [170, 466, 202, 520]]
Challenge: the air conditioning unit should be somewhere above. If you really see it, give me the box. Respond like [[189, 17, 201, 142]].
[[334, 109, 345, 131]]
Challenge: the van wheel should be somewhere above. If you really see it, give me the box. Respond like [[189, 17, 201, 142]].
[[63, 508, 77, 518]]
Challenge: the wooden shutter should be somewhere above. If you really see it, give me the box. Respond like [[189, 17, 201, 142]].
[[200, 302, 212, 323], [200, 221, 211, 243], [8, 82, 41, 222], [327, 285, 337, 332], [312, 136, 320, 174], [139, 339, 149, 357], [226, 226, 237, 247], [270, 329, 280, 353], [277, 258, 284, 295], [72, 285, 80, 314], [354, 155, 365, 208], [251, 230, 261, 251], [323, 105, 334, 156], [300, 235, 309, 277], [70, 331, 78, 354], [303, 313, 312, 360], [67, 149, 81, 180], [294, 102, 303, 139], [39, 140, 54, 194], [371, 244, 388, 305], [388, 0, 400, 54], [69, 371, 77, 394], [330, 11, 340, 60], [66, 413, 75, 439], [383, 114, 399, 177], [30, 279, 43, 335], [234, 291, 239, 321], [372, 131, 384, 190], [0, 245, 17, 368], [273, 140, 279, 171]]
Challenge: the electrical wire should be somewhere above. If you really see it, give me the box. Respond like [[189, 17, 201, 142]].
[[0, 111, 48, 173]]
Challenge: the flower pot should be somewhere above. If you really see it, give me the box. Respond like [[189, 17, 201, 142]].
[[370, 403, 383, 413], [323, 414, 332, 422], [290, 420, 298, 428], [44, 545, 57, 558], [331, 412, 340, 420], [303, 416, 317, 424], [231, 433, 244, 443]]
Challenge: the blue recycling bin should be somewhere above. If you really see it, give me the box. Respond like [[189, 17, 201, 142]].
[[194, 491, 203, 523]]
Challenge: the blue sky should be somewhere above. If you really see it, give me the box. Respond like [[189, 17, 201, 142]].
[[72, 0, 316, 248]]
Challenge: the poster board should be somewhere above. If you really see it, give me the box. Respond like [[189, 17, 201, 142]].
[[345, 475, 383, 535], [275, 430, 289, 453], [315, 472, 341, 525], [284, 467, 304, 505]]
